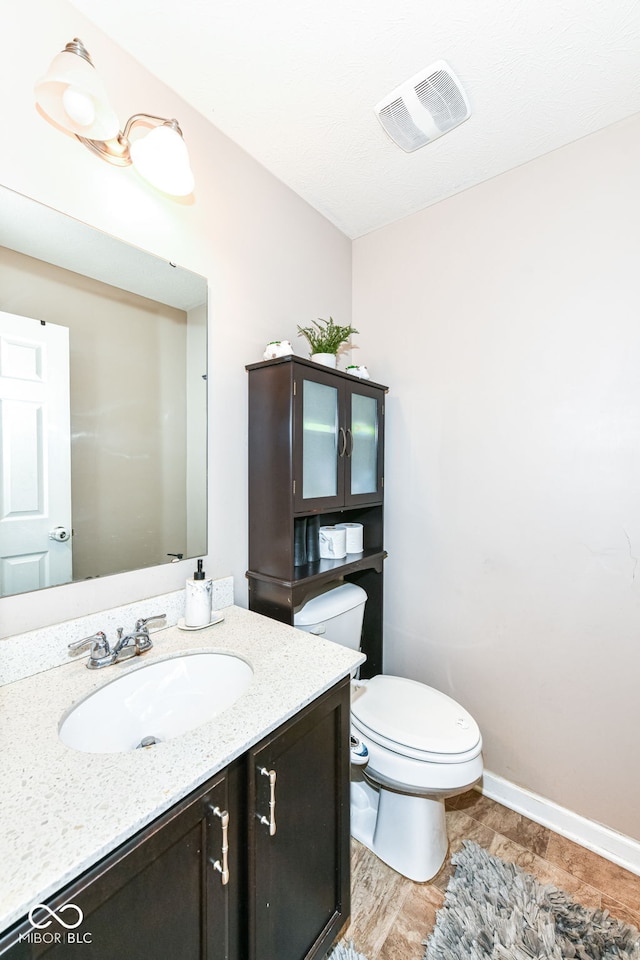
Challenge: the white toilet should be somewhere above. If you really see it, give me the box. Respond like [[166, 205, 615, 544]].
[[294, 582, 483, 882]]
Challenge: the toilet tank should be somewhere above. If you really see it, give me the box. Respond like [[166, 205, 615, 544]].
[[294, 583, 367, 649]]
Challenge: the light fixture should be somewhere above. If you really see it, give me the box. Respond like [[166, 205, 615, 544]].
[[35, 38, 194, 197]]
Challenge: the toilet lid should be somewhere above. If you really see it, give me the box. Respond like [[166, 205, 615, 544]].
[[351, 675, 480, 756]]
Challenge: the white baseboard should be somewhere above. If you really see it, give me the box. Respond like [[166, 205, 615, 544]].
[[479, 770, 640, 878]]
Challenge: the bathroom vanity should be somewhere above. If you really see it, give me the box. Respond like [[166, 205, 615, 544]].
[[0, 606, 362, 959]]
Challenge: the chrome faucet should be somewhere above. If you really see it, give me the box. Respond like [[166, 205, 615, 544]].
[[111, 613, 166, 661], [68, 614, 166, 668]]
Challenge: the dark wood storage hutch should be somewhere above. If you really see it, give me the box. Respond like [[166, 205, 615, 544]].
[[246, 355, 387, 677]]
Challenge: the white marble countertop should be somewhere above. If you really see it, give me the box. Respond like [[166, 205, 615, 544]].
[[0, 605, 364, 933]]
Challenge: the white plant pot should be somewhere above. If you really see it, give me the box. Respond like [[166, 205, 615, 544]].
[[311, 353, 337, 368]]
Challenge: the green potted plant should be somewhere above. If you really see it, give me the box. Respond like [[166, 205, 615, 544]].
[[297, 317, 359, 368]]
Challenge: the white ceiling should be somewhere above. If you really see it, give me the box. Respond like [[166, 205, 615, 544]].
[[69, 0, 640, 238]]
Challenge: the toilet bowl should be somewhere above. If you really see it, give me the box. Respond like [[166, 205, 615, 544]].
[[294, 582, 483, 882], [350, 675, 482, 881]]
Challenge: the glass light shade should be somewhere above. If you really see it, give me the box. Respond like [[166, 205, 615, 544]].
[[61, 87, 96, 128], [34, 49, 120, 140], [130, 124, 195, 196]]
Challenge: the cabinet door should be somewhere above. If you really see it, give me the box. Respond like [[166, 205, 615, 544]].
[[293, 367, 384, 512], [0, 766, 240, 960], [248, 680, 351, 960], [344, 381, 384, 506], [294, 367, 344, 512]]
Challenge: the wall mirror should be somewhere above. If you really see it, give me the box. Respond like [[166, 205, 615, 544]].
[[0, 186, 207, 598]]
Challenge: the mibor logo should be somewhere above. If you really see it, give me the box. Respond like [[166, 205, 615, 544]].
[[28, 902, 84, 929]]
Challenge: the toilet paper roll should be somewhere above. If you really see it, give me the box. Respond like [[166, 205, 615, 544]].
[[318, 525, 347, 559], [335, 522, 363, 553]]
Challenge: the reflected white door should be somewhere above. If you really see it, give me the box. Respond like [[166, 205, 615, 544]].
[[0, 312, 72, 596]]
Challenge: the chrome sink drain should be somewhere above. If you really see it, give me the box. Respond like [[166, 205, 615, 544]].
[[136, 736, 161, 749]]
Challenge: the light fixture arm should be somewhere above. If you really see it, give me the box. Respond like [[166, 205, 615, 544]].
[[122, 114, 184, 141], [77, 114, 184, 168]]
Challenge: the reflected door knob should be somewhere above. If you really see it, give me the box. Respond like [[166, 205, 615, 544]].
[[49, 526, 71, 542]]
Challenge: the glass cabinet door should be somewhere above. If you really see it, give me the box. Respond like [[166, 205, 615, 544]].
[[345, 383, 384, 505], [301, 377, 341, 503], [349, 392, 378, 495]]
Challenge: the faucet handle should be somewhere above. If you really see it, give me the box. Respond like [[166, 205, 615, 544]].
[[134, 613, 166, 633], [69, 631, 109, 654], [68, 631, 113, 669]]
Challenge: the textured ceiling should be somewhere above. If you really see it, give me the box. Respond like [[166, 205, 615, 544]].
[[69, 0, 640, 238]]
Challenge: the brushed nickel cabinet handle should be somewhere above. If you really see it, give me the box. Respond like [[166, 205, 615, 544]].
[[210, 805, 230, 885], [338, 426, 347, 457], [258, 766, 277, 836], [345, 427, 353, 457]]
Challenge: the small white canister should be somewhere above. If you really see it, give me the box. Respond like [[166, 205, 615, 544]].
[[263, 340, 293, 360], [345, 364, 370, 380], [319, 525, 347, 559]]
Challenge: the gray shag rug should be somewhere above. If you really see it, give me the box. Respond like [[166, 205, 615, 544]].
[[424, 841, 640, 960], [327, 943, 368, 960]]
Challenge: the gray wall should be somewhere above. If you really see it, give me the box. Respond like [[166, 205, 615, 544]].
[[353, 112, 640, 841]]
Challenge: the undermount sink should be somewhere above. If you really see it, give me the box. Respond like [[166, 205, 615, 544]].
[[59, 652, 254, 754]]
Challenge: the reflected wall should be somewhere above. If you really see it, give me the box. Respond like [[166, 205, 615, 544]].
[[0, 241, 207, 593]]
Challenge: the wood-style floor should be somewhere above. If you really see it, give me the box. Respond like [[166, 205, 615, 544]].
[[339, 791, 640, 960]]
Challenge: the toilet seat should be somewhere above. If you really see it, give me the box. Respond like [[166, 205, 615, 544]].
[[351, 675, 482, 764]]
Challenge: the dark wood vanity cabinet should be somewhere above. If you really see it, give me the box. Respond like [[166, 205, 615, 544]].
[[246, 356, 388, 677], [0, 764, 242, 960], [0, 680, 350, 960]]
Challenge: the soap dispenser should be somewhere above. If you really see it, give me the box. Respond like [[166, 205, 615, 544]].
[[184, 559, 213, 628]]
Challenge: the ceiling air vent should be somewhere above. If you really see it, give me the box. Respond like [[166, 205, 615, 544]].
[[375, 61, 471, 152]]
